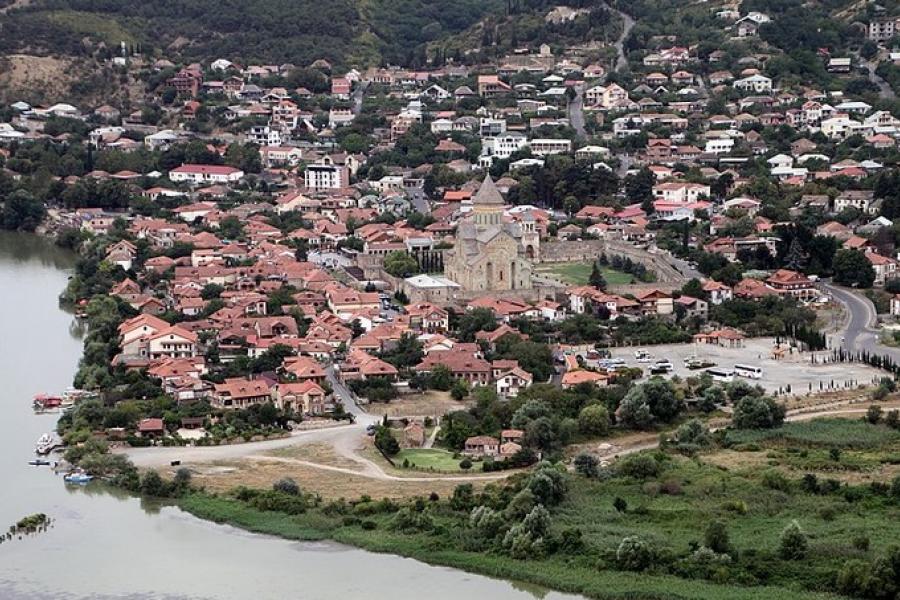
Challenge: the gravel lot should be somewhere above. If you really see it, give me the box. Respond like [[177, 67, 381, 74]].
[[606, 337, 883, 394]]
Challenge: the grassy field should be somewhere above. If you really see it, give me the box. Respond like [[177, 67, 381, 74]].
[[395, 448, 464, 472], [536, 262, 634, 285], [180, 493, 841, 600], [178, 418, 900, 600]]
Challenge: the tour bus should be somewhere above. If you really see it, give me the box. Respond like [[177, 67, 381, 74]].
[[734, 364, 763, 379], [706, 367, 735, 383]]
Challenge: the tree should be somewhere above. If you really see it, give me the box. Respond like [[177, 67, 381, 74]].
[[732, 395, 785, 429], [450, 378, 469, 401], [573, 453, 599, 477], [779, 520, 808, 560], [1, 189, 46, 231], [374, 426, 400, 456], [617, 389, 654, 429], [578, 404, 609, 436], [833, 249, 875, 288], [625, 167, 654, 205], [459, 457, 473, 471], [589, 262, 607, 290], [383, 251, 419, 278], [704, 520, 731, 554]]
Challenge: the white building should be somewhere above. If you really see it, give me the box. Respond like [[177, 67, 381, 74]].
[[169, 164, 244, 184], [304, 157, 349, 191]]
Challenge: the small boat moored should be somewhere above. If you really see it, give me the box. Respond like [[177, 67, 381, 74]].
[[63, 470, 93, 484]]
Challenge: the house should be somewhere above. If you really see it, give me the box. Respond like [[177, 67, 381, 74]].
[[866, 251, 898, 286], [834, 190, 875, 214], [561, 369, 609, 389], [765, 269, 817, 302], [464, 435, 500, 457], [404, 423, 426, 448], [212, 377, 272, 409], [477, 75, 512, 97], [693, 328, 745, 348], [137, 418, 166, 438], [702, 280, 733, 305], [733, 74, 772, 94], [147, 326, 198, 359], [495, 367, 533, 398], [275, 380, 327, 415], [169, 164, 244, 184]]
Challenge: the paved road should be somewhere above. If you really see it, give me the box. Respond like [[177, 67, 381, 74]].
[[605, 1, 635, 73], [567, 85, 587, 138], [822, 282, 900, 363], [351, 81, 369, 115], [859, 55, 896, 100]]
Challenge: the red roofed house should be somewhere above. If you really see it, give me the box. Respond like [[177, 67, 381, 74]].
[[765, 269, 817, 302], [274, 380, 327, 415], [464, 435, 500, 457], [212, 377, 272, 409]]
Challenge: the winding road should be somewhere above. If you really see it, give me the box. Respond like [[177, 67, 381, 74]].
[[606, 1, 635, 73], [820, 282, 900, 360]]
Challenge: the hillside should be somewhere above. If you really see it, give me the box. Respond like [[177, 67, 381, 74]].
[[0, 0, 507, 68]]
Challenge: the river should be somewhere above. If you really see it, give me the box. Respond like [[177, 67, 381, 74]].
[[0, 232, 580, 600]]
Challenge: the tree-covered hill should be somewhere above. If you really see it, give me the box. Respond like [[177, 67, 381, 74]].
[[0, 0, 508, 68]]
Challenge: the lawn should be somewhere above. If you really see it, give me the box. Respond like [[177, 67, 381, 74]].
[[536, 262, 634, 285], [395, 448, 464, 472]]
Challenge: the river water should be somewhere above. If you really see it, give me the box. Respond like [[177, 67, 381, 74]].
[[0, 232, 579, 600]]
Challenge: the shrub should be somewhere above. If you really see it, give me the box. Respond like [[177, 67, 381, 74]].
[[574, 453, 600, 478], [659, 479, 683, 495], [617, 454, 661, 479], [578, 404, 610, 436], [273, 477, 300, 496], [722, 499, 747, 514], [732, 395, 785, 430], [852, 534, 870, 552], [616, 536, 655, 571], [459, 457, 473, 471], [613, 496, 628, 513], [761, 470, 791, 493], [867, 405, 884, 425], [704, 520, 731, 554], [778, 520, 808, 560]]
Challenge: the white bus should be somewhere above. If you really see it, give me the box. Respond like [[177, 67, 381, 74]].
[[706, 367, 734, 383], [734, 364, 763, 379]]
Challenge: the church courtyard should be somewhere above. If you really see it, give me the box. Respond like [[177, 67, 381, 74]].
[[535, 261, 635, 285]]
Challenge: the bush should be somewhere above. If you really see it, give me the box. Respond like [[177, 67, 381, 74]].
[[273, 477, 300, 496], [732, 395, 785, 430], [573, 453, 600, 478], [867, 405, 884, 425], [778, 520, 808, 560], [852, 534, 870, 552], [617, 454, 661, 479], [616, 536, 655, 571], [578, 404, 610, 436], [761, 470, 792, 493], [613, 496, 628, 513], [704, 520, 731, 554]]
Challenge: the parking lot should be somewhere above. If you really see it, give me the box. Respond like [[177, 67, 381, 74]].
[[605, 338, 883, 394]]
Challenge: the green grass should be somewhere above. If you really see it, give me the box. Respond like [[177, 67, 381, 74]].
[[726, 419, 900, 450], [396, 448, 464, 472], [536, 262, 634, 286], [45, 11, 139, 46], [177, 418, 900, 600], [180, 492, 841, 600]]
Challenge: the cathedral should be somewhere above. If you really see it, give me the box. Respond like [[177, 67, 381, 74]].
[[444, 175, 539, 292]]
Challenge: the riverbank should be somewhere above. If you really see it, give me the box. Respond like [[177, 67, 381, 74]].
[[179, 492, 840, 600]]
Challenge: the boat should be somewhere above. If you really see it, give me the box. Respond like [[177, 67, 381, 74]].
[[35, 433, 60, 455], [28, 459, 51, 466], [63, 470, 93, 484], [33, 394, 64, 410]]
